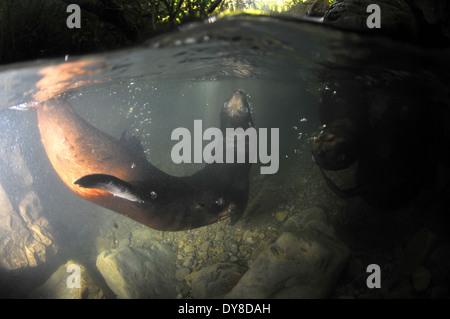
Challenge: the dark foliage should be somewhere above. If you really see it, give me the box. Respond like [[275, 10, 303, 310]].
[[0, 0, 224, 65]]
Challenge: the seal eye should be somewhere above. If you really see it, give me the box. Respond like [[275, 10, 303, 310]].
[[239, 106, 248, 114], [224, 101, 229, 109]]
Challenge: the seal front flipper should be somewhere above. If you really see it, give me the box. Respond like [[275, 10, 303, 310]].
[[74, 174, 156, 203]]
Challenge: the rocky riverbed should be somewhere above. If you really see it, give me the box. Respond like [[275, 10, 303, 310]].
[[12, 132, 448, 299]]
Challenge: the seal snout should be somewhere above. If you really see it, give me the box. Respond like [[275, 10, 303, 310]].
[[223, 90, 250, 118]]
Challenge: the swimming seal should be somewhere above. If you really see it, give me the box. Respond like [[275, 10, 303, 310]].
[[32, 90, 253, 231], [312, 86, 369, 171], [312, 83, 436, 210]]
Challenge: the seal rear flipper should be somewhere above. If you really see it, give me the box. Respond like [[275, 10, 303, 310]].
[[74, 174, 151, 203]]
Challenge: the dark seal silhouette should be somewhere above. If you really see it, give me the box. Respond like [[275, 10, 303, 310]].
[[312, 84, 437, 210]]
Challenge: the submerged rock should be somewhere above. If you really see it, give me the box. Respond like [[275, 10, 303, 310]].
[[227, 218, 349, 298], [0, 135, 57, 271], [186, 263, 248, 299], [96, 244, 177, 299], [30, 260, 109, 299], [275, 210, 289, 222], [412, 266, 431, 293], [281, 207, 327, 233], [399, 228, 436, 276], [0, 185, 57, 270], [176, 267, 191, 281]]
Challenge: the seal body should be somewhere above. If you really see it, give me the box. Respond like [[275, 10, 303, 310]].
[[312, 87, 369, 171], [312, 84, 436, 210], [35, 91, 253, 230]]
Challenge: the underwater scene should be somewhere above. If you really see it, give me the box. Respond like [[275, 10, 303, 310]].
[[1, 7, 450, 300]]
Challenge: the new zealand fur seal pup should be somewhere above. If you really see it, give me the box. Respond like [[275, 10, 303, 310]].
[[312, 84, 436, 210], [28, 90, 253, 231], [312, 86, 370, 171]]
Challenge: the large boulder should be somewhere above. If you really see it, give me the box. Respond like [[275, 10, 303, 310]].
[[0, 132, 57, 270], [0, 180, 57, 270], [227, 216, 349, 298], [29, 260, 110, 299], [287, 0, 331, 17], [96, 244, 177, 298], [185, 262, 248, 298], [323, 0, 418, 39]]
